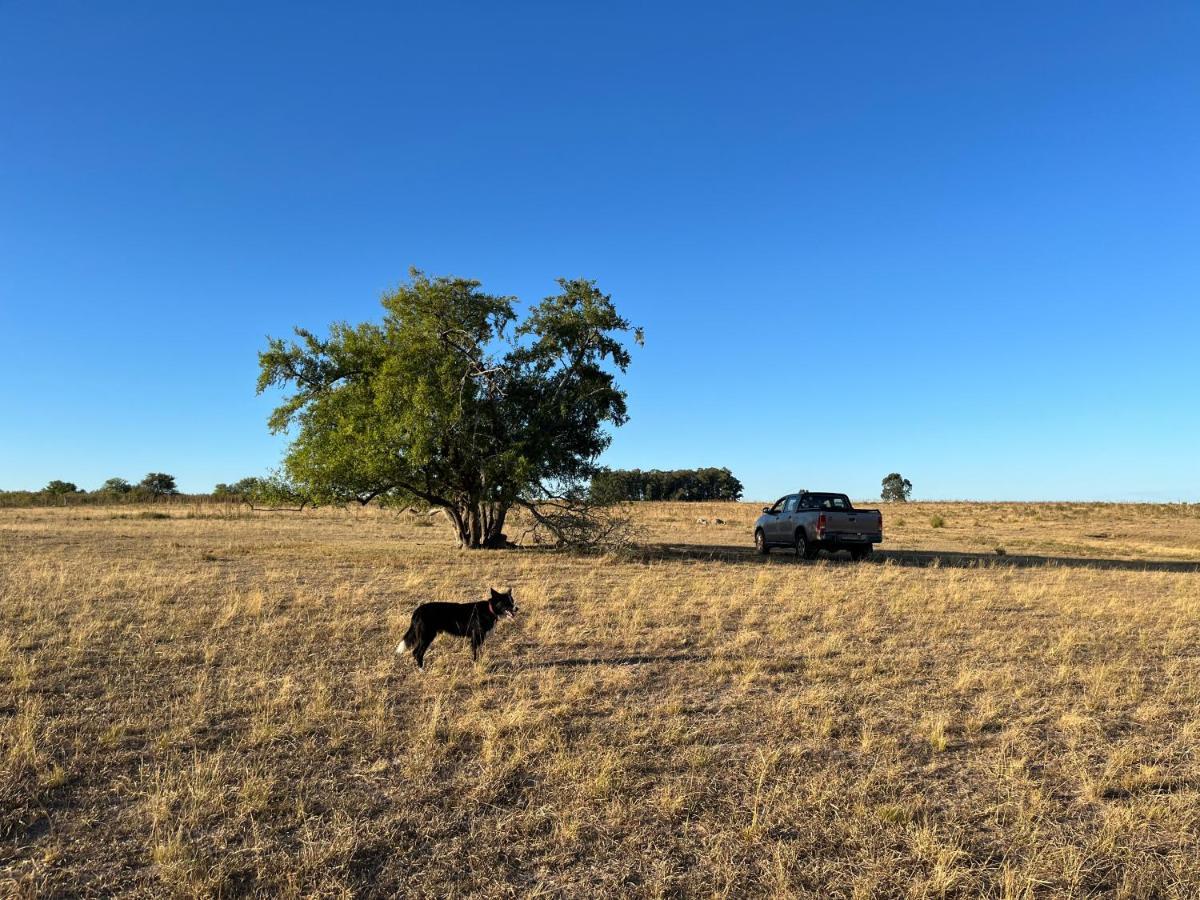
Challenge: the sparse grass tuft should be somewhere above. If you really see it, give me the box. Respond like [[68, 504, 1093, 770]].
[[927, 715, 951, 752]]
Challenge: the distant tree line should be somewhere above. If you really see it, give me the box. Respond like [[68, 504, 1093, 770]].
[[0, 473, 181, 507], [1, 471, 314, 509], [591, 467, 743, 503]]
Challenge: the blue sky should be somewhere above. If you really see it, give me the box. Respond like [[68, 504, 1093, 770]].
[[2, 2, 1197, 501]]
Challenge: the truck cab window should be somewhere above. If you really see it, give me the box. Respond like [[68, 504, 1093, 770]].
[[783, 495, 799, 514]]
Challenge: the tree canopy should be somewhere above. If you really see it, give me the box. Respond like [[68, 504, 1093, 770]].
[[881, 473, 913, 502], [99, 477, 132, 494], [258, 269, 640, 548], [213, 477, 263, 498], [591, 467, 743, 502], [213, 475, 309, 509], [139, 473, 178, 496]]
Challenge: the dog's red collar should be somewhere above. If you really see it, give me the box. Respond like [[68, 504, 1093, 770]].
[[487, 601, 495, 615]]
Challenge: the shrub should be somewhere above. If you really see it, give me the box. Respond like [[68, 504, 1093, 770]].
[[930, 515, 945, 528]]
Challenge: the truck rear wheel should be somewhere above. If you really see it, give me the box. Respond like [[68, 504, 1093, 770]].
[[795, 530, 819, 560]]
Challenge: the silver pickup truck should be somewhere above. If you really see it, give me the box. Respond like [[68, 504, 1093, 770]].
[[754, 491, 883, 560]]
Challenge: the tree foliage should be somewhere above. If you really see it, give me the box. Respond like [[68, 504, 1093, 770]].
[[257, 269, 640, 549], [44, 480, 80, 495], [99, 477, 132, 494], [213, 477, 266, 499], [591, 467, 743, 502], [881, 473, 913, 502], [139, 473, 178, 496], [214, 475, 309, 509]]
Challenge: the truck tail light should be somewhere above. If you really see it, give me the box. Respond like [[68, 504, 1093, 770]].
[[817, 513, 826, 535]]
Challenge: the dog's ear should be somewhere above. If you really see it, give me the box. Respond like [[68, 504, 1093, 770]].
[[490, 588, 502, 599]]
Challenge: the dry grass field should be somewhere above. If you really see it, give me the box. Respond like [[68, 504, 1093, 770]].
[[3, 500, 1200, 898]]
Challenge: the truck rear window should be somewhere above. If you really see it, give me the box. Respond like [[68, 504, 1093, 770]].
[[803, 494, 853, 511]]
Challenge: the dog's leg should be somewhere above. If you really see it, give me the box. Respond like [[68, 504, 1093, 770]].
[[413, 635, 433, 672], [470, 632, 484, 662]]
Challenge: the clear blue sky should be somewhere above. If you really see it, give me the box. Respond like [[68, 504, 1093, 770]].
[[2, 2, 1197, 501]]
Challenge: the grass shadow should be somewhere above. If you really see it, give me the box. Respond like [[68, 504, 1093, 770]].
[[635, 542, 1200, 573], [493, 651, 712, 671]]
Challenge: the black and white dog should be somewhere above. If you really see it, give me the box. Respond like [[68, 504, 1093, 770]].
[[396, 588, 519, 671]]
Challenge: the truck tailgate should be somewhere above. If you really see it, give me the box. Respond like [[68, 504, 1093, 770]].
[[823, 509, 882, 539]]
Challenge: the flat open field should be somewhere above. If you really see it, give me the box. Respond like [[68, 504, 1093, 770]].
[[3, 501, 1200, 897]]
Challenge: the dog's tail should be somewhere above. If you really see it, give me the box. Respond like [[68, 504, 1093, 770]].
[[396, 618, 418, 655]]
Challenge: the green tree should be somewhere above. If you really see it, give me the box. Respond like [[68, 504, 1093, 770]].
[[591, 467, 743, 502], [881, 473, 913, 502], [99, 477, 132, 494], [139, 473, 178, 496], [213, 477, 263, 498], [258, 269, 639, 548], [44, 480, 79, 494], [230, 477, 262, 494]]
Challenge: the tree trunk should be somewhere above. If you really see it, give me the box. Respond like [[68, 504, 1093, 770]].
[[450, 501, 511, 549], [446, 506, 469, 548], [481, 504, 509, 548], [474, 511, 484, 546]]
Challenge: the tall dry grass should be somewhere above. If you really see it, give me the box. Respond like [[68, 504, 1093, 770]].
[[1, 501, 1199, 896]]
